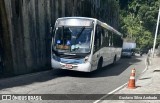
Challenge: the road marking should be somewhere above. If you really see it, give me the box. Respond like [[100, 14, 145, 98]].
[[93, 82, 128, 103], [142, 66, 148, 73]]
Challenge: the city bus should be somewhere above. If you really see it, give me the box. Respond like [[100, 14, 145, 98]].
[[51, 17, 123, 72]]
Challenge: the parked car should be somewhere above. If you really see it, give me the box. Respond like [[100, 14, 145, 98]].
[[141, 49, 149, 54], [121, 49, 132, 58]]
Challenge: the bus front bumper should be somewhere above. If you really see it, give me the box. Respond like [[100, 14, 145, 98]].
[[51, 58, 91, 72]]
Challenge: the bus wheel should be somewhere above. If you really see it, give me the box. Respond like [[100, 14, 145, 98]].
[[113, 56, 117, 64], [97, 58, 103, 69]]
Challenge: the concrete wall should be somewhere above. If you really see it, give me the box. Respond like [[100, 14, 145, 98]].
[[0, 0, 120, 75], [0, 0, 14, 74]]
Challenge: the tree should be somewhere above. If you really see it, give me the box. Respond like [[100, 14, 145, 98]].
[[119, 0, 160, 49]]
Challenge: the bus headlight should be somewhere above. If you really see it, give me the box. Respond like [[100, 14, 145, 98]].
[[84, 56, 89, 63]]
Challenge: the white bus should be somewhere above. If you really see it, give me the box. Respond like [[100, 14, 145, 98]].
[[51, 17, 123, 72]]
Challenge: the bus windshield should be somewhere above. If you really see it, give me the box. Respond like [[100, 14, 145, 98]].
[[53, 26, 92, 54]]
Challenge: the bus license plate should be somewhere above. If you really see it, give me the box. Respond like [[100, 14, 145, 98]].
[[65, 64, 72, 69]]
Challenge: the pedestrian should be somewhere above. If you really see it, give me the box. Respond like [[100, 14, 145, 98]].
[[146, 49, 151, 65]]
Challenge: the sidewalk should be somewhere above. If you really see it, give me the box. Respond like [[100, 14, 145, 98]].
[[101, 56, 160, 103]]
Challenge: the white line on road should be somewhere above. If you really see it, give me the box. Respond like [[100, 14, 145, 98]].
[[93, 82, 128, 103], [142, 66, 148, 73]]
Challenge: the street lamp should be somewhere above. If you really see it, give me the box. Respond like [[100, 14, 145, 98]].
[[152, 7, 160, 57]]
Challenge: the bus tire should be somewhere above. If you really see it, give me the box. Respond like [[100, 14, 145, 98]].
[[113, 55, 117, 65], [97, 58, 103, 69]]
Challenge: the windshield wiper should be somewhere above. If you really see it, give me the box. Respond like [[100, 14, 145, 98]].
[[76, 27, 85, 40]]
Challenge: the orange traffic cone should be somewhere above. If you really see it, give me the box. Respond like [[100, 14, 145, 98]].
[[127, 68, 136, 89]]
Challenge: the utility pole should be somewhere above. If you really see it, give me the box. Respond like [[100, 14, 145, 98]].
[[152, 7, 160, 57]]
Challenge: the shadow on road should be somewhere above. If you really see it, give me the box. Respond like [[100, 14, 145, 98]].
[[0, 56, 143, 90]]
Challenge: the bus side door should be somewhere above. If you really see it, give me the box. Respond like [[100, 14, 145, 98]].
[[92, 26, 101, 70]]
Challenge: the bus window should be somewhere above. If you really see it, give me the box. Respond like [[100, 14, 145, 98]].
[[101, 28, 104, 46], [112, 33, 123, 47], [94, 26, 101, 51], [102, 29, 109, 47], [108, 31, 113, 47]]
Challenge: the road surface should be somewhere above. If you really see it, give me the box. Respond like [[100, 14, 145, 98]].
[[0, 55, 146, 103]]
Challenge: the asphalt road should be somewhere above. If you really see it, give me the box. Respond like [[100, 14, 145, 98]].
[[0, 54, 146, 103]]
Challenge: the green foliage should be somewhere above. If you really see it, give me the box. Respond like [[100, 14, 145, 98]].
[[136, 30, 153, 49], [119, 0, 160, 49]]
